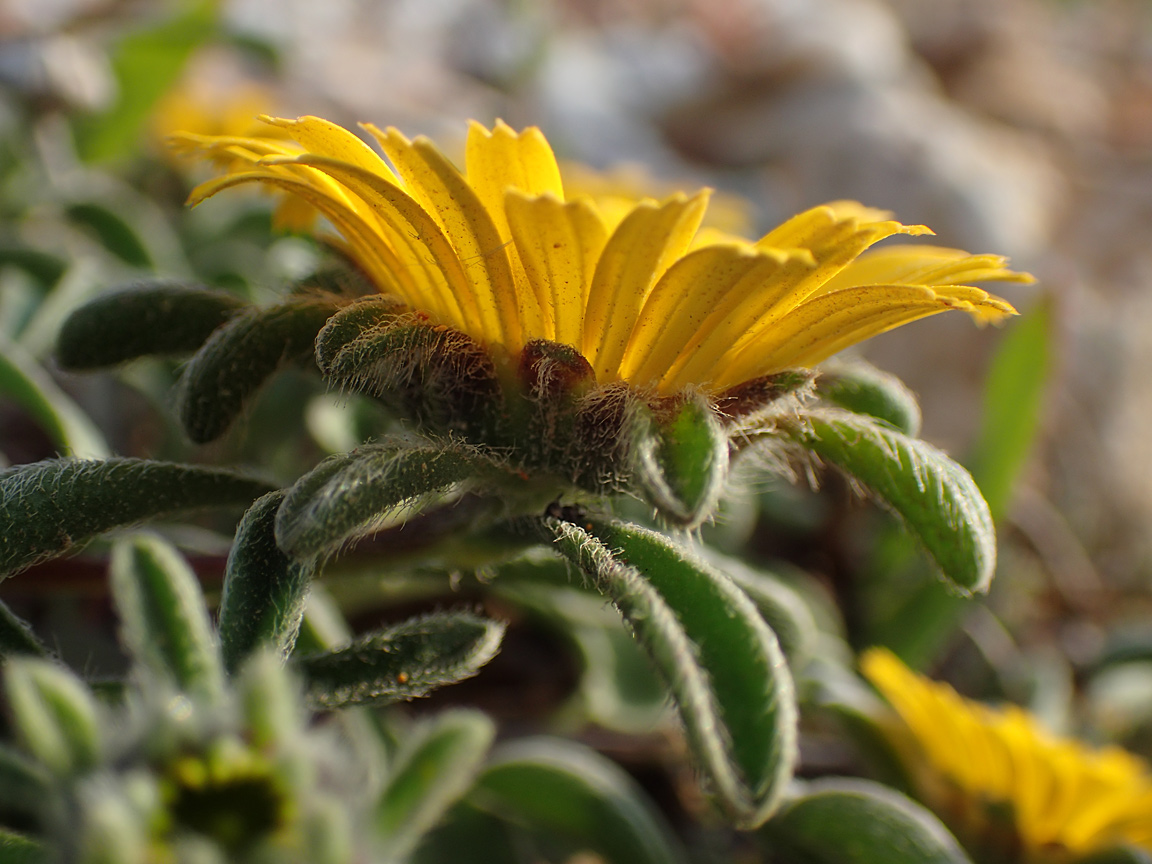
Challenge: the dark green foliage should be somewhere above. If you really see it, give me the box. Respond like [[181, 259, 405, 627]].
[[542, 515, 796, 827], [471, 738, 689, 864], [0, 601, 48, 659], [56, 282, 246, 369], [763, 779, 972, 864], [0, 459, 273, 579], [298, 611, 506, 709], [178, 293, 344, 442], [275, 444, 497, 559], [64, 203, 153, 268], [219, 491, 317, 672]]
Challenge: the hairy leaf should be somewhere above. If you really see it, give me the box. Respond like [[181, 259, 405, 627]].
[[4, 659, 100, 776], [542, 516, 796, 827], [56, 282, 246, 369], [64, 202, 153, 268], [109, 534, 223, 702], [178, 294, 342, 443], [219, 491, 316, 673], [298, 611, 505, 710], [816, 359, 921, 436], [275, 444, 492, 559], [376, 710, 495, 859], [0, 458, 272, 580], [0, 601, 48, 658], [784, 408, 996, 594], [474, 737, 688, 864], [763, 778, 972, 864]]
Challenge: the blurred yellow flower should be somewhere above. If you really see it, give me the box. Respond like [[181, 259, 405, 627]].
[[172, 116, 1028, 396], [862, 648, 1152, 861]]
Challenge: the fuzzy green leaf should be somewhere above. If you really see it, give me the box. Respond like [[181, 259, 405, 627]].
[[542, 516, 797, 828], [474, 737, 688, 864], [56, 282, 246, 370], [706, 552, 818, 663], [109, 533, 223, 702], [0, 458, 272, 580], [632, 394, 729, 527], [763, 778, 972, 864], [238, 650, 306, 751], [298, 611, 505, 710], [0, 337, 109, 458], [784, 408, 996, 594], [4, 659, 100, 775], [313, 294, 407, 373], [0, 600, 48, 658], [178, 294, 342, 443], [275, 444, 492, 559], [816, 359, 922, 436], [376, 710, 495, 859], [219, 491, 315, 673]]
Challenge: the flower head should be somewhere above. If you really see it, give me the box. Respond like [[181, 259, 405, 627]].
[[862, 648, 1152, 862], [171, 116, 1027, 397]]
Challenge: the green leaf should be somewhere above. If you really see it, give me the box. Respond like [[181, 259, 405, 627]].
[[313, 294, 407, 374], [542, 516, 796, 827], [64, 203, 152, 268], [275, 444, 493, 559], [0, 458, 272, 580], [178, 294, 343, 443], [784, 408, 996, 594], [968, 299, 1052, 518], [292, 585, 354, 655], [762, 778, 972, 864], [0, 600, 48, 658], [705, 552, 818, 663], [376, 710, 495, 859], [74, 2, 218, 163], [0, 745, 52, 816], [109, 533, 224, 702], [0, 336, 109, 458], [4, 659, 100, 775], [219, 491, 315, 673], [298, 611, 504, 710], [56, 282, 246, 370], [0, 830, 46, 864], [0, 246, 66, 288], [816, 359, 922, 436], [238, 650, 305, 751], [631, 393, 729, 527], [473, 737, 688, 864]]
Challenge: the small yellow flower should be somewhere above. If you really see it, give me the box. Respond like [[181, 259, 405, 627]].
[[862, 648, 1152, 861], [171, 116, 1027, 397]]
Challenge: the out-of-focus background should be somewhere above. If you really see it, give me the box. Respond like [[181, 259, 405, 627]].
[[5, 0, 1152, 743]]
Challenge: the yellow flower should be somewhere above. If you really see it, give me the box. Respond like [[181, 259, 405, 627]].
[[861, 648, 1152, 861], [171, 116, 1027, 396]]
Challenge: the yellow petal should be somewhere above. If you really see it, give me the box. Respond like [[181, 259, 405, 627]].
[[817, 245, 1035, 296], [622, 245, 803, 388], [583, 192, 709, 381], [259, 115, 401, 184], [367, 125, 532, 349], [465, 120, 565, 339], [189, 171, 411, 301], [712, 284, 1015, 388], [263, 153, 482, 330], [505, 191, 608, 349]]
